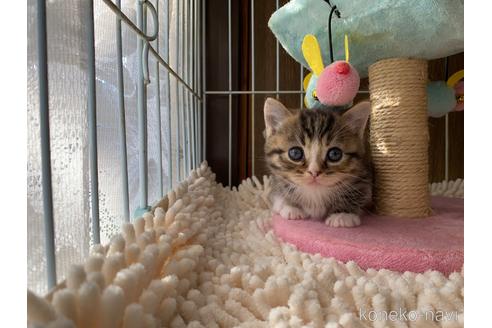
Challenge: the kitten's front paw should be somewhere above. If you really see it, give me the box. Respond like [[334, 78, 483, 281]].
[[325, 213, 361, 227], [279, 205, 307, 220]]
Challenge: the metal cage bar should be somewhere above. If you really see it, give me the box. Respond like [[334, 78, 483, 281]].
[[275, 0, 279, 99], [166, 0, 173, 190], [228, 0, 232, 187], [116, 0, 130, 222], [87, 0, 101, 243], [191, 0, 197, 168], [186, 0, 193, 174], [250, 0, 255, 177], [181, 0, 188, 175], [201, 0, 207, 162], [197, 0, 203, 164], [203, 90, 371, 95], [155, 0, 164, 198], [180, 0, 189, 176], [136, 0, 149, 214], [36, 0, 57, 289], [176, 0, 182, 182], [198, 0, 203, 163]]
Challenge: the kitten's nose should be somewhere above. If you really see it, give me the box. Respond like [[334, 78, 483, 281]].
[[308, 170, 320, 178]]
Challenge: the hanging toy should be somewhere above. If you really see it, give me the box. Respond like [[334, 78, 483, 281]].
[[302, 34, 360, 111], [427, 70, 464, 118]]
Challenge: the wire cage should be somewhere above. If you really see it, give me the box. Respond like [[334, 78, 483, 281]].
[[27, 0, 463, 295], [28, 0, 204, 294]]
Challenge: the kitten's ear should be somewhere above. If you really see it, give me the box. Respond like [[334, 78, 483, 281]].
[[341, 101, 371, 138], [264, 98, 291, 137]]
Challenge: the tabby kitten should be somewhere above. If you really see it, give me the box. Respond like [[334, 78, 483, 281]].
[[263, 98, 372, 227]]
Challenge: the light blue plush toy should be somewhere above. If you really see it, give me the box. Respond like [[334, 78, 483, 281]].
[[427, 70, 464, 118], [269, 0, 464, 116], [268, 0, 463, 78], [427, 82, 456, 118]]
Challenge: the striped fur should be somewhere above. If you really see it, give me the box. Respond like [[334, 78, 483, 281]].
[[263, 98, 372, 221]]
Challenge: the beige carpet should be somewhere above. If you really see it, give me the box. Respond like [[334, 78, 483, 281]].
[[28, 162, 464, 328]]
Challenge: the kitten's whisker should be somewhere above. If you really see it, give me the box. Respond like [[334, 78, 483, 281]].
[[337, 181, 365, 196], [336, 172, 373, 185]]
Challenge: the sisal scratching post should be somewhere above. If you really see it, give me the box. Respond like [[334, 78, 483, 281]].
[[369, 58, 431, 218]]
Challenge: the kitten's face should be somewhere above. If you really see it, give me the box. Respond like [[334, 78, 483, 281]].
[[263, 98, 370, 189]]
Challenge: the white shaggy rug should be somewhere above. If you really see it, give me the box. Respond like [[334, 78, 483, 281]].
[[28, 162, 464, 328]]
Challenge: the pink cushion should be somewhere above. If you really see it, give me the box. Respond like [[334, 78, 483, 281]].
[[272, 197, 463, 275]]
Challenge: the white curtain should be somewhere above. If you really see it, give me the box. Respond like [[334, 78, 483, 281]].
[[27, 0, 179, 294]]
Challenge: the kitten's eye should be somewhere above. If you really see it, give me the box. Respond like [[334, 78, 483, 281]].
[[288, 147, 304, 162], [326, 147, 343, 162], [312, 90, 318, 101]]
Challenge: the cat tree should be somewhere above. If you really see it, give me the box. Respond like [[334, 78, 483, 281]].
[[268, 0, 464, 274], [369, 58, 431, 218]]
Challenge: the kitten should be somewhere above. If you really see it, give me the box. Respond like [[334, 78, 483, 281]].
[[263, 98, 372, 227]]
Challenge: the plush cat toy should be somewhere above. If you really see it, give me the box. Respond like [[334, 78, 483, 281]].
[[303, 32, 464, 118], [302, 34, 359, 111]]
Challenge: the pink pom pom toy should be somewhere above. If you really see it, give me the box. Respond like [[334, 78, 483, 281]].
[[316, 60, 360, 106], [301, 34, 360, 110]]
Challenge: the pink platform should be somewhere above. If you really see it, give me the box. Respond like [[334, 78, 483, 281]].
[[272, 197, 463, 275]]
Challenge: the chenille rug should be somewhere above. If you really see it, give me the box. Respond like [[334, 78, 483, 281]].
[[27, 162, 464, 328]]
